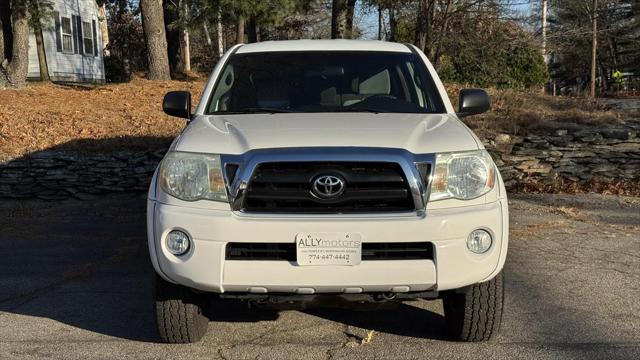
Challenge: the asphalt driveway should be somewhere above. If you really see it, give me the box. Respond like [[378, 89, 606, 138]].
[[0, 193, 638, 359]]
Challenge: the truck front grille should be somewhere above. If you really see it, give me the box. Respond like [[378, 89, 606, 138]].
[[225, 242, 434, 261], [242, 162, 416, 213]]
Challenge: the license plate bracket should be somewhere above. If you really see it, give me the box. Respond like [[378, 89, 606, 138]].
[[296, 232, 362, 266]]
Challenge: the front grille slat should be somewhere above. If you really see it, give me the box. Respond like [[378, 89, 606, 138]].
[[247, 189, 409, 202], [243, 162, 415, 213], [225, 242, 434, 261], [252, 169, 405, 184]]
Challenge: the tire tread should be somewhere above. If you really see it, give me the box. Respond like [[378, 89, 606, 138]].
[[443, 272, 504, 342], [155, 276, 208, 343]]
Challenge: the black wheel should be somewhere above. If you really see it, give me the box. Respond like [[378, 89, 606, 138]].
[[155, 275, 209, 343], [442, 272, 504, 342]]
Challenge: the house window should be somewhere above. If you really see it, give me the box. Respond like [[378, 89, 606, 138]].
[[82, 21, 94, 55], [61, 17, 73, 53]]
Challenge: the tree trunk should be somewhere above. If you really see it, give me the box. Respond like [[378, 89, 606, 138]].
[[0, 21, 3, 67], [162, 0, 179, 73], [377, 5, 382, 40], [247, 15, 257, 43], [203, 22, 213, 53], [0, 0, 30, 88], [598, 61, 608, 93], [415, 0, 436, 54], [590, 0, 597, 99], [345, 0, 355, 37], [236, 15, 245, 44], [0, 4, 5, 63], [541, 0, 548, 61], [181, 28, 190, 72], [34, 26, 50, 81], [331, 0, 356, 39], [216, 10, 224, 56], [181, 0, 190, 72], [98, 3, 109, 56], [140, 0, 171, 80], [0, 0, 11, 62], [388, 6, 397, 42]]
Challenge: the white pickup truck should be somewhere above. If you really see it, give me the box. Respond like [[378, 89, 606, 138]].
[[147, 40, 508, 343]]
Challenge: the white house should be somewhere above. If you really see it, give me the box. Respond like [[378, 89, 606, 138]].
[[28, 0, 106, 83]]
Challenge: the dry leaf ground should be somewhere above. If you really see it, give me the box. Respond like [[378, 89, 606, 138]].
[[0, 76, 205, 161]]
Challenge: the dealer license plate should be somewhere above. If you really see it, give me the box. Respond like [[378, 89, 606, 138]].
[[296, 233, 362, 266]]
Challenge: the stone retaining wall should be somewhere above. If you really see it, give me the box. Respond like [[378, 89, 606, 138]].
[[1, 123, 639, 200], [484, 124, 640, 188], [0, 151, 164, 200]]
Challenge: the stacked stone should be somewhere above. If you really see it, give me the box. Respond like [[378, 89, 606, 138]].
[[1, 121, 639, 200], [0, 150, 165, 200], [485, 123, 640, 188]]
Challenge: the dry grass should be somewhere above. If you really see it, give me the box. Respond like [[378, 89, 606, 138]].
[[445, 85, 629, 138]]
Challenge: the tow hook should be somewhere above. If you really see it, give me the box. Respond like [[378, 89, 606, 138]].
[[378, 292, 397, 301]]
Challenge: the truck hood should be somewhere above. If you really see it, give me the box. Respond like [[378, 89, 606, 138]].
[[172, 113, 481, 155]]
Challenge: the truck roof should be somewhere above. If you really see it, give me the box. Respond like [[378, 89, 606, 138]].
[[235, 39, 412, 54]]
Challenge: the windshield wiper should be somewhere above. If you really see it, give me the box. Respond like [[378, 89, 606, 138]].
[[215, 107, 292, 114]]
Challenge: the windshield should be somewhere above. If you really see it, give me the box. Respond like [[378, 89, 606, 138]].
[[206, 51, 446, 114]]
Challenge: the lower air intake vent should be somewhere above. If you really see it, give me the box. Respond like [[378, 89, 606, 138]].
[[226, 242, 434, 261]]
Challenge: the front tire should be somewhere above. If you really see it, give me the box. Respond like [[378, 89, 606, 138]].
[[442, 272, 504, 341], [155, 276, 209, 343]]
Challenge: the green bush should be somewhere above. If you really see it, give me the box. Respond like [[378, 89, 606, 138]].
[[504, 35, 549, 89], [104, 55, 131, 83], [435, 19, 548, 89]]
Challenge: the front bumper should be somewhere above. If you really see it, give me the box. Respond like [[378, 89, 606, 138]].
[[147, 197, 508, 294]]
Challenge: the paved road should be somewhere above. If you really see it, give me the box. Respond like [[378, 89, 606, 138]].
[[0, 194, 638, 359]]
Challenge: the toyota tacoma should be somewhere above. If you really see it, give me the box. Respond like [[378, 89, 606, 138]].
[[147, 40, 508, 343]]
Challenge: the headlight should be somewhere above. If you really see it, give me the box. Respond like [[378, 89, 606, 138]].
[[159, 152, 227, 202], [430, 150, 495, 201]]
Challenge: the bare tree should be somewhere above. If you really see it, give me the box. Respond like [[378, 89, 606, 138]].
[[140, 0, 171, 80]]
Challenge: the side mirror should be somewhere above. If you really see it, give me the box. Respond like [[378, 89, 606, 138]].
[[163, 91, 192, 119], [457, 89, 489, 118]]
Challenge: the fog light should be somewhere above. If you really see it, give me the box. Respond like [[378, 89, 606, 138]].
[[467, 229, 492, 254], [166, 230, 190, 256]]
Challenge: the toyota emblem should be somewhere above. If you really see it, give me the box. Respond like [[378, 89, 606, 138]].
[[311, 175, 346, 199]]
